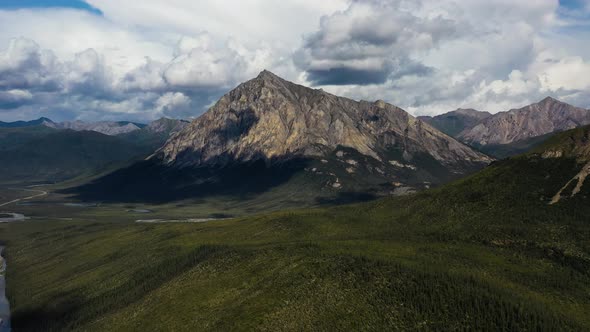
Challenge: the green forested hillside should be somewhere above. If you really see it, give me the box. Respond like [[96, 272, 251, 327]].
[[2, 127, 589, 331], [477, 132, 554, 159], [0, 130, 153, 183], [0, 125, 58, 151]]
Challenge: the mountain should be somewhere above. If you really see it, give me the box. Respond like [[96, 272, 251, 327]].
[[0, 117, 55, 128], [72, 70, 491, 204], [156, 70, 490, 171], [47, 120, 145, 135], [418, 108, 491, 137], [458, 97, 590, 147], [121, 118, 189, 149]]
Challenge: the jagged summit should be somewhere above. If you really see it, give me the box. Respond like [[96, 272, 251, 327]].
[[256, 69, 280, 80], [540, 96, 558, 104]]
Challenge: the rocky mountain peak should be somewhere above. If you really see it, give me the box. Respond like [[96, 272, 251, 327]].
[[256, 69, 281, 81], [539, 96, 559, 105], [153, 72, 491, 189]]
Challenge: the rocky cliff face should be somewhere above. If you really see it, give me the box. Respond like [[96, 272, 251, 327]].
[[419, 109, 492, 137], [458, 97, 590, 146], [155, 70, 491, 177]]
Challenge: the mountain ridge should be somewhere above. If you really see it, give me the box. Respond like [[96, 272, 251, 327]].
[[418, 108, 492, 137], [47, 120, 144, 136], [458, 97, 590, 146], [0, 117, 55, 128]]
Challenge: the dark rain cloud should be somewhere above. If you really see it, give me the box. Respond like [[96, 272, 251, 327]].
[[306, 67, 390, 86], [305, 58, 434, 86], [295, 0, 460, 86]]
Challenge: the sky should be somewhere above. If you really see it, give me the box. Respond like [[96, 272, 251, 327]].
[[1, 0, 590, 122]]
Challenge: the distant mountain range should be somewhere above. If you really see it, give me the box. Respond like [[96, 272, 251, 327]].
[[458, 97, 590, 146], [72, 70, 491, 204], [0, 117, 154, 136], [418, 109, 492, 137], [422, 97, 590, 158], [0, 117, 54, 128], [46, 120, 147, 135], [0, 117, 187, 183]]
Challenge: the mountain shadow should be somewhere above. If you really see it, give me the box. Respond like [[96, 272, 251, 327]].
[[63, 157, 312, 204]]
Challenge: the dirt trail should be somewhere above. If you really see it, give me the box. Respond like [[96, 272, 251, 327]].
[[0, 188, 48, 207], [550, 162, 590, 204]]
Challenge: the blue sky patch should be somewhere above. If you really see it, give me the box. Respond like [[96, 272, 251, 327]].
[[0, 0, 102, 15], [559, 0, 587, 10]]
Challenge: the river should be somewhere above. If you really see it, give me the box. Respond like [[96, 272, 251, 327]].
[[0, 188, 47, 208], [0, 247, 10, 332], [0, 214, 27, 223]]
